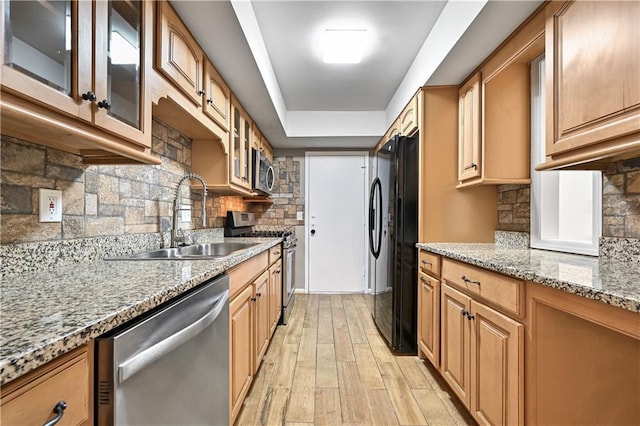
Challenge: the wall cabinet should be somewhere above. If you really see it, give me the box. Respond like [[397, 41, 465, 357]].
[[230, 98, 252, 190], [1, 344, 92, 426], [0, 0, 157, 164], [457, 9, 544, 188], [399, 93, 419, 137], [537, 0, 640, 170], [457, 72, 482, 183], [417, 250, 441, 368], [203, 59, 231, 132]]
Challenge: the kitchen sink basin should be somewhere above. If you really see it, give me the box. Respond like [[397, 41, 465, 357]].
[[106, 242, 260, 260]]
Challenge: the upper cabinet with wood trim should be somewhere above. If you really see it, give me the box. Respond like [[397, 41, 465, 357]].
[[537, 0, 640, 171], [0, 0, 158, 165], [230, 98, 252, 190], [400, 94, 419, 137], [156, 0, 204, 107], [457, 9, 545, 188]]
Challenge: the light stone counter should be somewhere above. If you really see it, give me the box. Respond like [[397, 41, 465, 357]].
[[0, 238, 281, 385], [416, 243, 640, 313]]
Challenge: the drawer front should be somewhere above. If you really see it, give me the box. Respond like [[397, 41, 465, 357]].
[[269, 245, 282, 265], [1, 348, 90, 426], [419, 250, 441, 277], [228, 250, 269, 299], [442, 258, 523, 317]]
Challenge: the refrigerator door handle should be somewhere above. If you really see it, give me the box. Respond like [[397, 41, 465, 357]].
[[369, 177, 382, 259]]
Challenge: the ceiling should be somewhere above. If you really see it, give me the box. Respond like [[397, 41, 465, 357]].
[[170, 0, 543, 150]]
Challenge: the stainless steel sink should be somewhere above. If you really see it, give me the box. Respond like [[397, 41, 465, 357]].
[[106, 242, 260, 260]]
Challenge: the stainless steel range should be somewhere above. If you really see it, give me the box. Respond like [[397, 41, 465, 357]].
[[225, 212, 296, 324]]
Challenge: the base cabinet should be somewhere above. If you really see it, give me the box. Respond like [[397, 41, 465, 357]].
[[230, 284, 254, 421], [440, 283, 524, 426], [269, 259, 282, 337], [253, 270, 270, 372], [418, 272, 440, 368], [0, 344, 92, 426]]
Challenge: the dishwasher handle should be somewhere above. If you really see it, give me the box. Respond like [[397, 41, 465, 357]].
[[118, 289, 229, 384]]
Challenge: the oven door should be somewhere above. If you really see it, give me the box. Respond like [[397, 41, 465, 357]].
[[252, 149, 274, 195]]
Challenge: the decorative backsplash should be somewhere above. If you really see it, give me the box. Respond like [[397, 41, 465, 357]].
[[496, 184, 530, 233], [602, 159, 640, 239]]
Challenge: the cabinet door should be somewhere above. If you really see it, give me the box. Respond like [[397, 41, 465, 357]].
[[203, 59, 230, 131], [469, 301, 523, 426], [269, 260, 282, 336], [230, 285, 253, 420], [156, 1, 203, 107], [253, 270, 270, 372], [94, 0, 150, 147], [0, 0, 92, 120], [441, 284, 471, 407], [400, 94, 419, 136], [418, 272, 440, 368], [546, 1, 640, 156], [230, 101, 251, 188], [458, 72, 482, 182]]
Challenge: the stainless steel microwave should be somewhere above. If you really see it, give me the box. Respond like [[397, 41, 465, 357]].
[[252, 149, 274, 195]]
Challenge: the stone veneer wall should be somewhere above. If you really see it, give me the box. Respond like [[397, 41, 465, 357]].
[[249, 156, 304, 227], [496, 184, 531, 233], [602, 159, 640, 238], [0, 119, 216, 245]]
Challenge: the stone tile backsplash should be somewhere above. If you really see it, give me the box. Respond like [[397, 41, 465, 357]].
[[603, 159, 640, 239], [496, 184, 530, 233]]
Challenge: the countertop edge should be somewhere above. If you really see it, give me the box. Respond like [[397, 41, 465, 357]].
[[417, 243, 640, 313], [0, 238, 281, 386]]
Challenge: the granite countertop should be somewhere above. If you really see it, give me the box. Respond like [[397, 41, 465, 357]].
[[0, 237, 281, 386], [417, 243, 640, 313]]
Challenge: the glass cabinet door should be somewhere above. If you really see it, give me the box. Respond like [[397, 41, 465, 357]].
[[3, 0, 72, 93], [232, 106, 241, 181], [1, 0, 91, 117], [243, 119, 250, 182], [95, 0, 142, 128]]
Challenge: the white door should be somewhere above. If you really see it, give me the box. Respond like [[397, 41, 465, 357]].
[[306, 152, 368, 293]]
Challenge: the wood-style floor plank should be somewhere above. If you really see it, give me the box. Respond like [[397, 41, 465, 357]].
[[236, 294, 472, 426]]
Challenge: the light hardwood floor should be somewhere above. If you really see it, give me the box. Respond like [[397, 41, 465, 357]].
[[235, 294, 474, 426]]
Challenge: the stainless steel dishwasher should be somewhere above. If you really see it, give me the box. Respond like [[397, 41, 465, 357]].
[[95, 274, 229, 425]]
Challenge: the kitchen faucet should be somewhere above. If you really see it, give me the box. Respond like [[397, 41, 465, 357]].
[[171, 173, 207, 248]]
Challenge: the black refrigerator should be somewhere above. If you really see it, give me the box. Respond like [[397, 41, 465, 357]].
[[369, 134, 419, 354]]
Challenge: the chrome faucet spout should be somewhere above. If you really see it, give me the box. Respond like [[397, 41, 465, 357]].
[[171, 173, 208, 248]]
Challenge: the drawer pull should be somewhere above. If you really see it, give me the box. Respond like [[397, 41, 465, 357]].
[[43, 401, 67, 426], [461, 275, 481, 286], [420, 276, 431, 284], [420, 260, 432, 266], [464, 162, 478, 170]]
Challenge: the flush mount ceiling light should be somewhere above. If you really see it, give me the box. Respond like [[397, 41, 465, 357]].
[[322, 29, 367, 64]]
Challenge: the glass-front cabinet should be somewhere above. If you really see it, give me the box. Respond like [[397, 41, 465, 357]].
[[1, 0, 150, 148], [230, 98, 251, 189]]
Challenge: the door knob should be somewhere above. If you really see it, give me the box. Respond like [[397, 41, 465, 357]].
[[311, 229, 316, 235]]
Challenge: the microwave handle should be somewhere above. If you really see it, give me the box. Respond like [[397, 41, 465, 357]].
[[266, 166, 275, 191]]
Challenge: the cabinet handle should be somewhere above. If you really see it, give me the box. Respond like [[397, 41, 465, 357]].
[[97, 99, 111, 110], [461, 309, 468, 317], [463, 162, 478, 170], [256, 292, 262, 298], [81, 91, 96, 102], [467, 312, 475, 320], [250, 296, 257, 302], [461, 275, 480, 286], [420, 276, 431, 284], [43, 401, 67, 426], [207, 98, 213, 105], [420, 260, 432, 266], [198, 90, 205, 96]]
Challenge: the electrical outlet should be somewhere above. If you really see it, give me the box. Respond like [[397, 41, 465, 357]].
[[297, 211, 304, 220], [39, 189, 62, 222]]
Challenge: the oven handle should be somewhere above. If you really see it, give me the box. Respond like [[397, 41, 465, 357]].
[[117, 290, 229, 384]]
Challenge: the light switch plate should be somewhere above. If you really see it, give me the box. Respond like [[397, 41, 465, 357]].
[[39, 189, 62, 222], [181, 206, 191, 223], [297, 211, 304, 220]]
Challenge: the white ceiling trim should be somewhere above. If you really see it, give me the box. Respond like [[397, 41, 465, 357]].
[[230, 0, 288, 130], [385, 0, 488, 127], [287, 111, 386, 137]]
